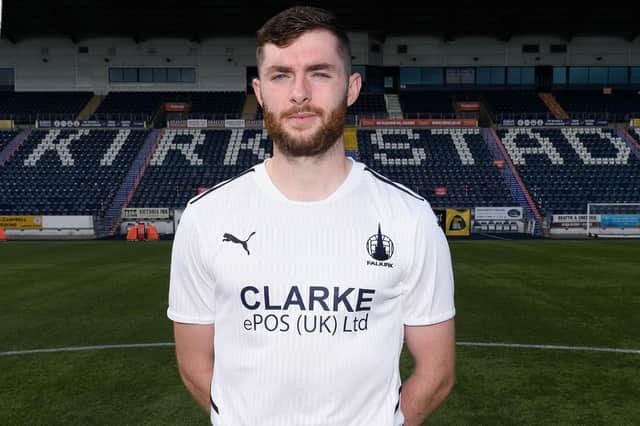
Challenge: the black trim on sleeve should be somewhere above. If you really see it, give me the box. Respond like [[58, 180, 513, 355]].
[[395, 385, 402, 413], [364, 167, 425, 202], [210, 394, 220, 414], [189, 167, 255, 205]]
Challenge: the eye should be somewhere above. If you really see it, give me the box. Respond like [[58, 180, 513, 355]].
[[313, 72, 331, 79], [271, 74, 288, 81]]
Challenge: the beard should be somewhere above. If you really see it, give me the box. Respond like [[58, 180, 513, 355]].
[[263, 94, 347, 158]]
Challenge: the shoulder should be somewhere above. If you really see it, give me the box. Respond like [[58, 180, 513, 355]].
[[177, 166, 258, 240], [186, 166, 257, 209], [359, 162, 439, 228], [362, 165, 425, 201], [360, 163, 429, 208]]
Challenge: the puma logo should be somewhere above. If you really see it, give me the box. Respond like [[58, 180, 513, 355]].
[[222, 232, 256, 255]]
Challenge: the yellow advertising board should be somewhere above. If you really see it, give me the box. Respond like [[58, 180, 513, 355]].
[[445, 209, 470, 236], [0, 215, 43, 229], [0, 120, 13, 129], [343, 127, 358, 151]]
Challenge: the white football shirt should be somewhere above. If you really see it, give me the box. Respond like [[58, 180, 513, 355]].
[[168, 158, 455, 426]]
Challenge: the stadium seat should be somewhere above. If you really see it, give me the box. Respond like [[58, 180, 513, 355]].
[[0, 128, 149, 216], [0, 91, 92, 124], [357, 127, 515, 208], [497, 127, 640, 215], [482, 90, 551, 122], [92, 91, 246, 122], [128, 129, 272, 208], [553, 90, 640, 122], [347, 93, 388, 120], [398, 91, 456, 118]]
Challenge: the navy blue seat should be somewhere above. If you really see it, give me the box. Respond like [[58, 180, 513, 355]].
[[0, 92, 92, 124], [187, 91, 246, 119], [347, 93, 388, 120], [129, 129, 272, 208], [553, 90, 640, 122], [357, 127, 514, 208], [497, 127, 640, 215], [0, 129, 149, 215], [482, 90, 551, 121], [398, 92, 455, 118], [93, 91, 246, 122]]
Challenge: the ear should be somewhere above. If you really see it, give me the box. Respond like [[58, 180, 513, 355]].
[[252, 78, 263, 107], [346, 72, 362, 107]]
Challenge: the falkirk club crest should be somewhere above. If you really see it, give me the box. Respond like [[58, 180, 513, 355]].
[[366, 223, 394, 267]]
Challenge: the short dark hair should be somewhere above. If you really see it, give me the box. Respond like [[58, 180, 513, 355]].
[[256, 6, 352, 76]]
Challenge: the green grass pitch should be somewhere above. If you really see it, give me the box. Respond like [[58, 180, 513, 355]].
[[1, 240, 639, 425]]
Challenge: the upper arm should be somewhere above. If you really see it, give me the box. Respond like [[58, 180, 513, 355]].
[[168, 206, 216, 324], [403, 204, 455, 326], [174, 322, 215, 373], [404, 319, 456, 378]]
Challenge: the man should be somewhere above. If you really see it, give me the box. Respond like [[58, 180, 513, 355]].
[[168, 6, 455, 426]]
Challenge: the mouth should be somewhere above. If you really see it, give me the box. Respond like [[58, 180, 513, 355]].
[[288, 112, 316, 121], [286, 112, 318, 128]]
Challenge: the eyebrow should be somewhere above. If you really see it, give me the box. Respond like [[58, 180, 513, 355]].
[[266, 63, 337, 74]]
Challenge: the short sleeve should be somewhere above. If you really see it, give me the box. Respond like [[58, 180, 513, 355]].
[[402, 203, 456, 325], [167, 205, 216, 324]]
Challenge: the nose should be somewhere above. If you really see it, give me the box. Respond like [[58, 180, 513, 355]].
[[290, 75, 310, 105]]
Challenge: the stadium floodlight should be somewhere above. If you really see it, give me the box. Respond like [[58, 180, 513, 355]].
[[586, 203, 640, 238]]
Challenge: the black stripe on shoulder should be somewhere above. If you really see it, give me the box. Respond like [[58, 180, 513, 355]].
[[364, 167, 425, 202], [189, 167, 255, 205], [210, 394, 220, 414]]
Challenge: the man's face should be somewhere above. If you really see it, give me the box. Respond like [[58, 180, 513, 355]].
[[254, 29, 360, 157], [262, 91, 347, 157]]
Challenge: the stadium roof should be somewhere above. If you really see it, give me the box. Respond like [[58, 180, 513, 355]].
[[2, 0, 639, 43]]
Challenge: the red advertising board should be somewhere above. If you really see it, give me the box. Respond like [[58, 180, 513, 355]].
[[456, 102, 481, 112], [164, 102, 188, 112], [434, 187, 448, 195]]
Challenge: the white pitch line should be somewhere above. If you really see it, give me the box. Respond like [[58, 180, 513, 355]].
[[0, 342, 175, 356], [1, 341, 639, 357], [477, 233, 510, 241], [457, 341, 640, 354]]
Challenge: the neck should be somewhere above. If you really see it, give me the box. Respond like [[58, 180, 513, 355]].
[[266, 139, 352, 202]]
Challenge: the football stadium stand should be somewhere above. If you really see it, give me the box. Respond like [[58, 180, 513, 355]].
[[482, 90, 552, 121], [496, 127, 640, 216], [0, 92, 93, 124], [398, 91, 456, 118], [553, 90, 640, 122], [0, 128, 149, 216], [0, 129, 20, 153], [92, 91, 245, 122], [347, 93, 388, 119], [128, 129, 272, 208], [1, 87, 639, 239], [357, 127, 515, 209], [188, 91, 246, 119]]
